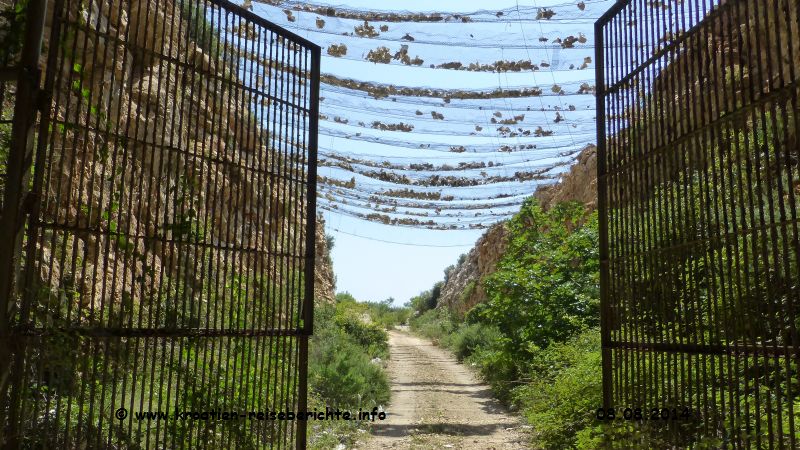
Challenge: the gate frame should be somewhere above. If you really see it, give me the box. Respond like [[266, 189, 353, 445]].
[[0, 2, 49, 447], [0, 1, 321, 448], [594, 10, 611, 412], [596, 0, 800, 444]]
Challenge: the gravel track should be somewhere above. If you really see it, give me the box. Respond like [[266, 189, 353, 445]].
[[359, 329, 529, 449]]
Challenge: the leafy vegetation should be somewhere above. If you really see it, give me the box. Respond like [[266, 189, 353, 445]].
[[408, 199, 607, 447], [409, 308, 457, 345], [477, 200, 599, 353], [408, 96, 800, 447], [309, 301, 390, 409], [307, 292, 410, 449], [0, 0, 28, 65], [407, 281, 443, 315]]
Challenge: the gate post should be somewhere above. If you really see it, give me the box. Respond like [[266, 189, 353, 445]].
[[297, 42, 321, 450], [594, 18, 612, 412], [0, 0, 48, 445]]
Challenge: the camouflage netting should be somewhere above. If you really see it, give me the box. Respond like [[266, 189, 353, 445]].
[[245, 0, 614, 229]]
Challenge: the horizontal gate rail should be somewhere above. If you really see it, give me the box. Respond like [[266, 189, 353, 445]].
[[606, 341, 800, 357], [4, 326, 310, 338]]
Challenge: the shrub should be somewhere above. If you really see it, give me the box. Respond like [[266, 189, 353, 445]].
[[310, 305, 390, 408], [332, 295, 388, 357], [477, 199, 599, 359], [309, 326, 390, 408], [512, 329, 601, 449], [408, 282, 442, 315], [409, 309, 457, 345], [363, 299, 411, 329], [460, 279, 477, 304], [468, 336, 520, 403], [445, 323, 501, 362], [334, 312, 388, 359]]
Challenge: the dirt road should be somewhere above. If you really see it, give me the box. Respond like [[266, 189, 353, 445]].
[[360, 329, 528, 449]]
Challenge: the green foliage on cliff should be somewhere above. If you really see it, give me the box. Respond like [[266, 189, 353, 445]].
[[459, 199, 599, 404], [478, 198, 599, 351], [410, 198, 604, 447]]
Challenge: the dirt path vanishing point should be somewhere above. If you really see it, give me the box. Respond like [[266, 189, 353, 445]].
[[360, 329, 529, 449]]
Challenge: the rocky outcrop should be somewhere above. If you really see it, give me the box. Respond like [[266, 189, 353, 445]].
[[27, 0, 334, 322], [534, 144, 597, 211], [437, 222, 507, 317], [315, 214, 336, 303]]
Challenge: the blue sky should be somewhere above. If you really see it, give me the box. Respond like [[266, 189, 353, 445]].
[[323, 210, 484, 304]]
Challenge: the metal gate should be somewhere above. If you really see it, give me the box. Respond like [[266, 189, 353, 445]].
[[0, 0, 320, 448], [597, 0, 800, 446]]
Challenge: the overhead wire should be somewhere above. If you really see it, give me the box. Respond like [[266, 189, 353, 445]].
[[328, 227, 477, 247]]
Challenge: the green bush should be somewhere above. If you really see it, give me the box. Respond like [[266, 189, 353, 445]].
[[409, 309, 457, 345], [310, 304, 390, 409], [363, 299, 411, 330], [512, 329, 602, 449], [309, 326, 390, 408], [468, 335, 520, 403], [510, 329, 707, 449], [332, 294, 389, 358], [460, 279, 477, 304], [435, 198, 600, 396], [445, 322, 501, 362], [334, 312, 389, 360], [478, 200, 600, 354], [408, 282, 443, 315]]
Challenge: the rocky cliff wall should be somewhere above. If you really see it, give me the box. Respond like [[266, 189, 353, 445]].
[[20, 0, 333, 320], [534, 144, 597, 211], [314, 214, 336, 303], [436, 221, 507, 316]]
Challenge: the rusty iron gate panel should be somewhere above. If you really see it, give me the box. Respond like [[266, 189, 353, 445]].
[[0, 0, 320, 448], [597, 0, 800, 446]]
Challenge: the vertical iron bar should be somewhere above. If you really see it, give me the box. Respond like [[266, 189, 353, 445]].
[[0, 0, 47, 447], [297, 42, 320, 450], [595, 15, 612, 411]]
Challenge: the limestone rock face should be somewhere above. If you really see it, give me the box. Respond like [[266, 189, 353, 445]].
[[534, 144, 597, 211], [314, 215, 336, 304], [29, 0, 335, 317], [436, 222, 508, 317]]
